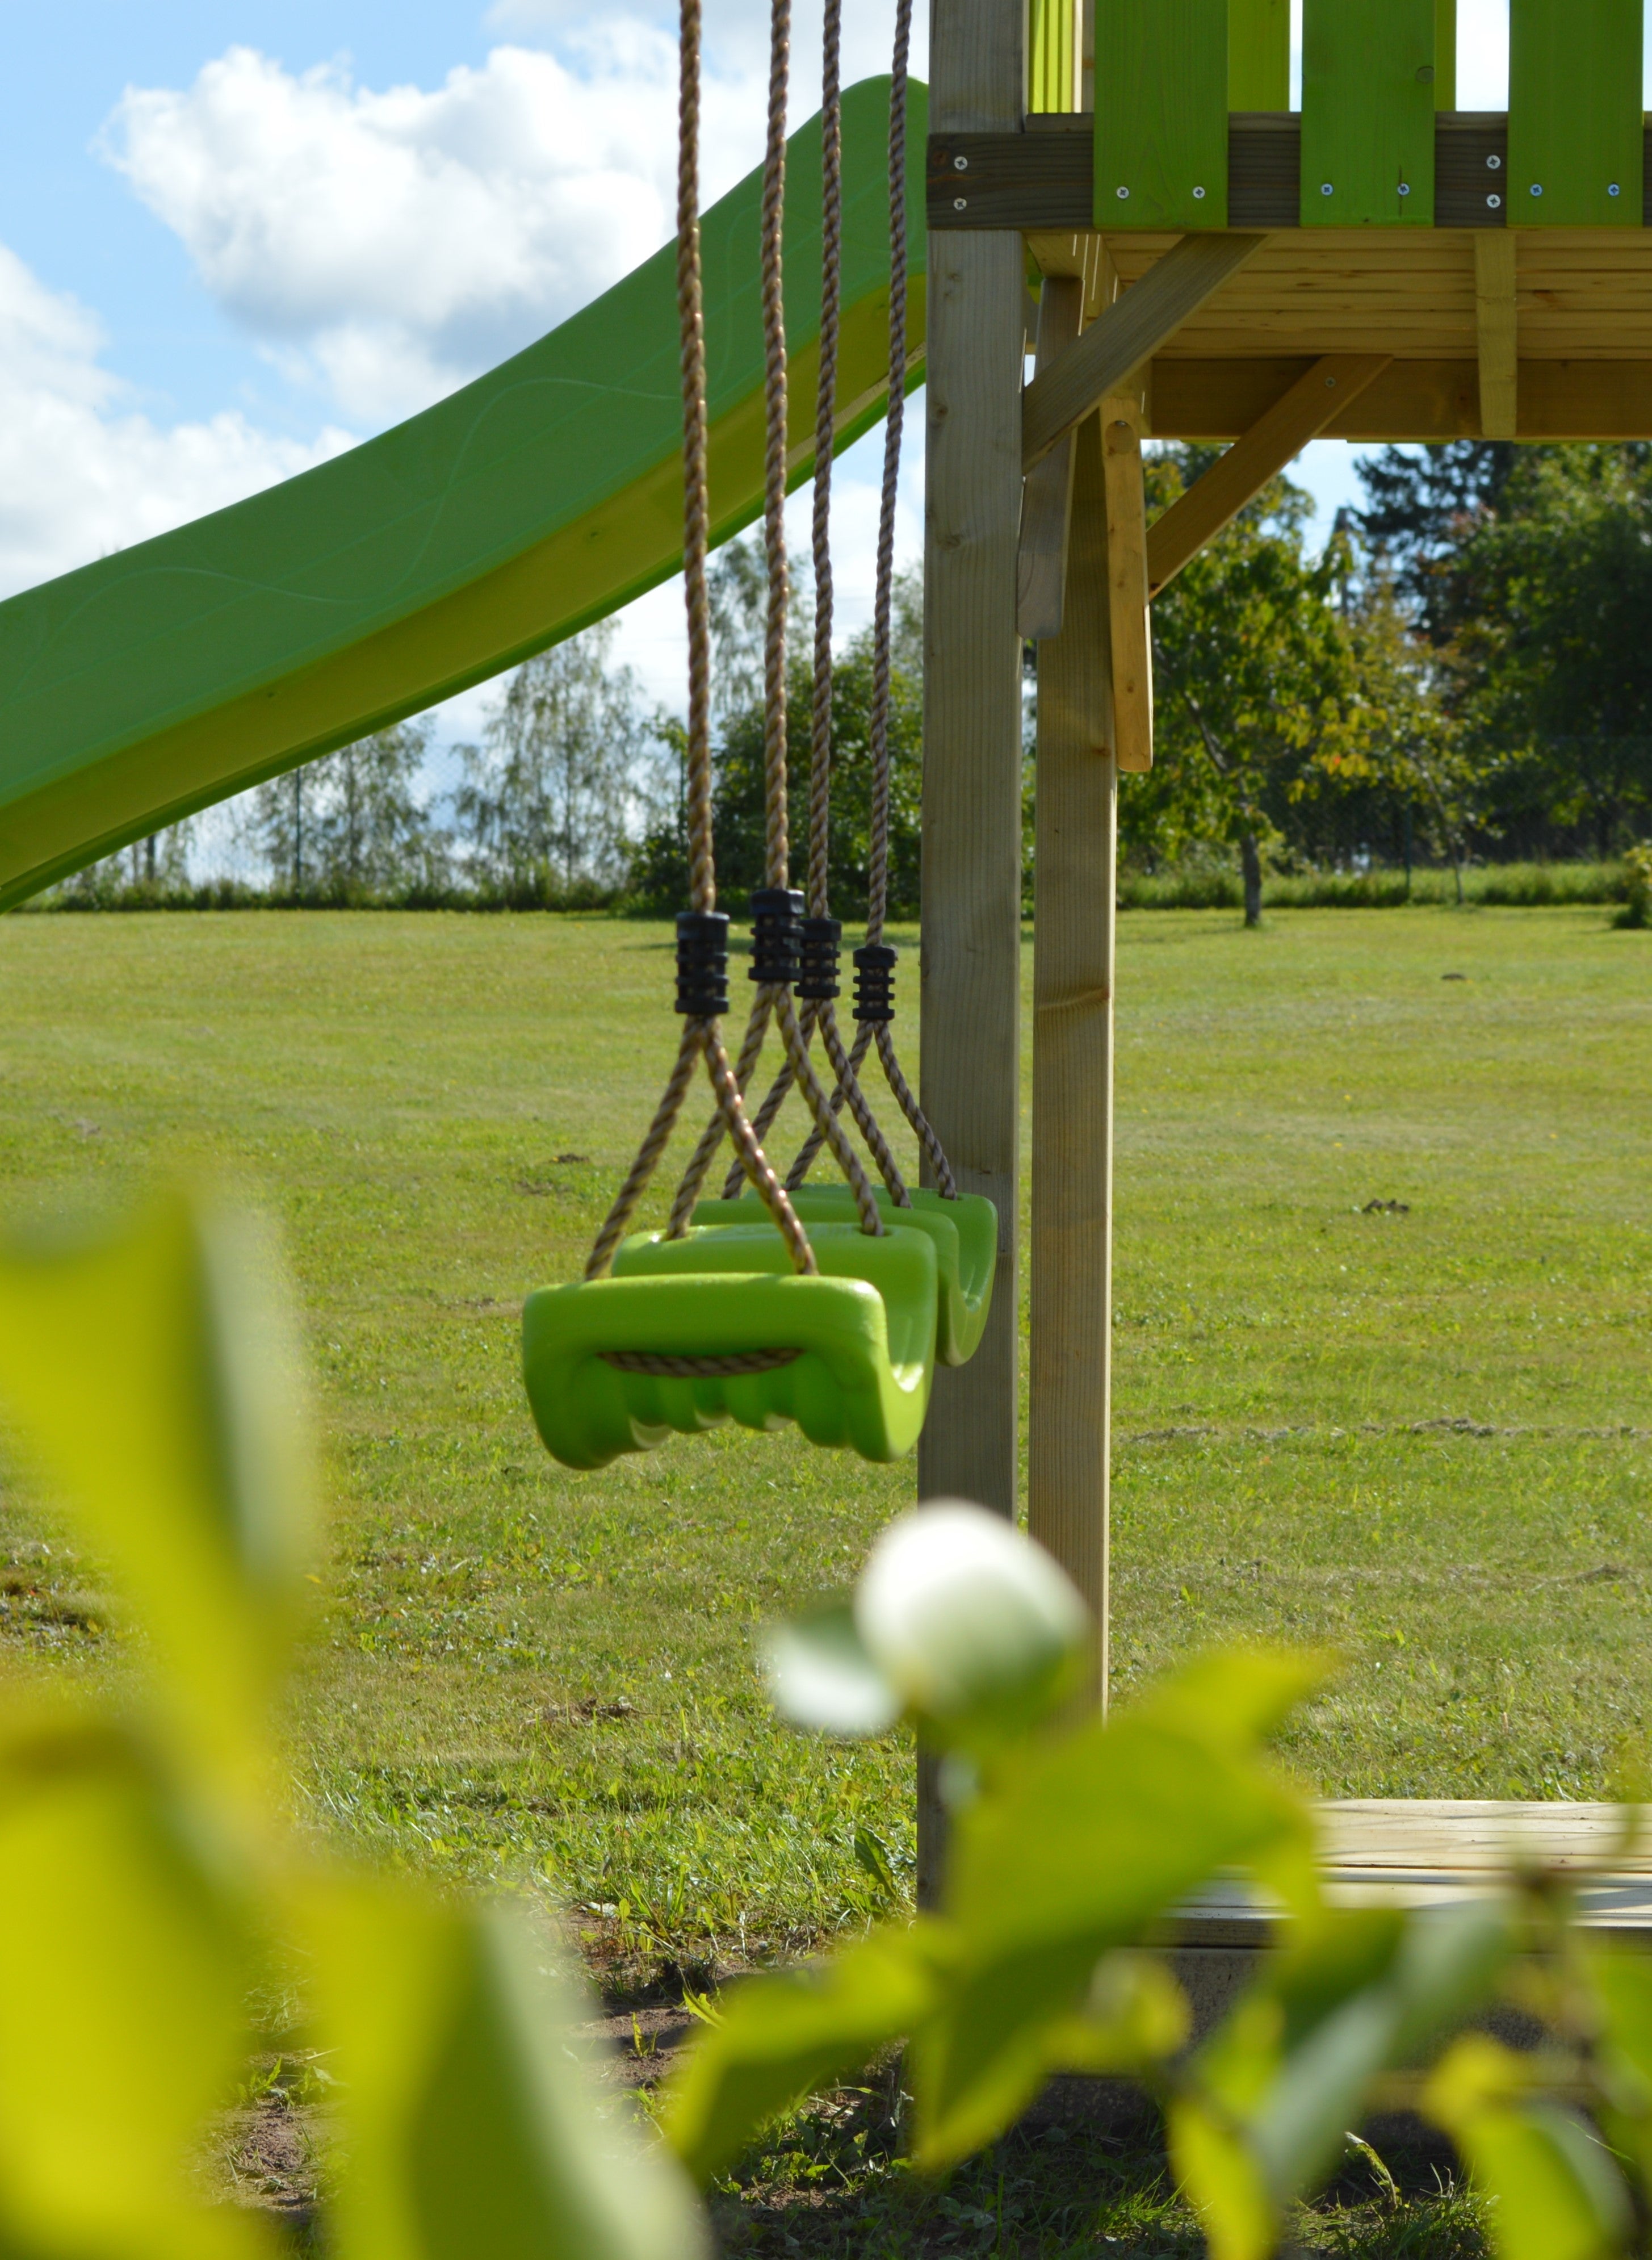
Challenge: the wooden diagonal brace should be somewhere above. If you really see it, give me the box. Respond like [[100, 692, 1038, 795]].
[[1101, 401, 1153, 774], [1021, 232, 1268, 473], [1017, 277, 1084, 640], [1145, 353, 1392, 597]]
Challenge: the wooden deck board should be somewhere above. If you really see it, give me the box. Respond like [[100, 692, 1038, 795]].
[[1175, 1799, 1652, 1947]]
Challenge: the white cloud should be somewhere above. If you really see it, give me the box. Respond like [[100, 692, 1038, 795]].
[[0, 241, 352, 600], [102, 35, 760, 424]]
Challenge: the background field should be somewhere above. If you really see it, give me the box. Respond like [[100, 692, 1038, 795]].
[[0, 905, 1646, 1989]]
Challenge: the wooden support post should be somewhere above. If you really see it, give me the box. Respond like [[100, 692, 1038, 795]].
[[1100, 399, 1152, 774], [1022, 232, 1268, 471], [1475, 232, 1518, 440], [918, 0, 1026, 1905], [1029, 409, 1116, 1703], [1017, 277, 1084, 639], [1146, 353, 1391, 596]]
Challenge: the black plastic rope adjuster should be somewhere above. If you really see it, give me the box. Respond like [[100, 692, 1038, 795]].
[[676, 911, 730, 1016], [852, 943, 897, 1023], [797, 916, 842, 1001], [748, 887, 804, 985]]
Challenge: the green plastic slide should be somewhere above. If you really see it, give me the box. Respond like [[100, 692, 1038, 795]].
[[0, 77, 925, 909]]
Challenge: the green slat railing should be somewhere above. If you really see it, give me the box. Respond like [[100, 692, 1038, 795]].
[[1028, 0, 1079, 113], [1301, 0, 1435, 227], [1093, 0, 1228, 228], [1228, 0, 1288, 112], [1509, 0, 1641, 226], [1433, 0, 1457, 111]]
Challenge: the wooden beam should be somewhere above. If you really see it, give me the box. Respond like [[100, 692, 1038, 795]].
[[1022, 232, 1268, 471], [1029, 409, 1116, 1704], [1146, 353, 1390, 596], [1017, 277, 1084, 639], [1100, 401, 1153, 773], [917, 0, 1026, 1905], [929, 112, 1532, 232], [1474, 232, 1517, 439], [1139, 355, 1652, 443]]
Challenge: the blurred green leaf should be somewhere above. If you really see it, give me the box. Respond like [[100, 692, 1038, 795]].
[[307, 1876, 706, 2259], [1587, 1945, 1652, 2168], [664, 1924, 944, 2185], [1043, 1951, 1190, 2074], [762, 1601, 899, 1737], [1427, 2034, 1630, 2260], [1179, 1899, 1513, 2251], [0, 1192, 313, 1805], [1166, 2091, 1276, 2260], [0, 1699, 266, 2259], [909, 1652, 1325, 2166]]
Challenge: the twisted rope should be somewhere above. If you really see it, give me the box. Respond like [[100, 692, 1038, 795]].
[[602, 1347, 802, 1376], [846, 0, 959, 1202], [761, 0, 793, 892], [586, 0, 815, 1283], [806, 0, 842, 921]]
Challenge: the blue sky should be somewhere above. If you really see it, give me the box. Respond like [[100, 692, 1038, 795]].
[[0, 1, 1596, 734]]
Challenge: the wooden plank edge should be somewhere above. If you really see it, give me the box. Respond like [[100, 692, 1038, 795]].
[[1146, 355, 1652, 441], [929, 113, 1652, 231]]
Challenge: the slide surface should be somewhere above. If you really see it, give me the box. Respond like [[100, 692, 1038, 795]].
[[0, 78, 925, 909]]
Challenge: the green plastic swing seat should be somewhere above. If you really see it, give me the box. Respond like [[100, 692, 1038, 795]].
[[521, 1218, 938, 1470], [690, 1185, 997, 1365]]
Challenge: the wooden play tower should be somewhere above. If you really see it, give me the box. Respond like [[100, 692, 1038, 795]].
[[915, 0, 1652, 1903]]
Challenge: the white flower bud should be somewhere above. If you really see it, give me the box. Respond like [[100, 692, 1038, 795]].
[[853, 1501, 1088, 1722]]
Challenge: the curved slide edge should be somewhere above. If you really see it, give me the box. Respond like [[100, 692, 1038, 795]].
[[0, 77, 927, 910]]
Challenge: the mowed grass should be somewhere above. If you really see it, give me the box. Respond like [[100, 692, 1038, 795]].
[[0, 905, 1647, 1987]]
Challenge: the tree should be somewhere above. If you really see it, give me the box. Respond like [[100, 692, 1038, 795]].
[[457, 622, 669, 895], [1356, 439, 1518, 642], [1320, 572, 1487, 901], [1448, 446, 1652, 855], [627, 535, 925, 918], [249, 719, 446, 899], [1142, 455, 1357, 924]]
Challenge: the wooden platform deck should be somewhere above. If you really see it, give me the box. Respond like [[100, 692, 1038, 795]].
[[1178, 1801, 1652, 1947], [929, 112, 1652, 438]]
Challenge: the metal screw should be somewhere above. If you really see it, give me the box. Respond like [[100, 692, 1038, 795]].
[[1325, 376, 1336, 387], [1192, 185, 1206, 199], [1487, 153, 1502, 169], [1530, 183, 1543, 196], [1487, 193, 1503, 209], [1609, 182, 1622, 196], [1116, 185, 1129, 198], [1398, 182, 1411, 197], [1320, 182, 1334, 196], [954, 154, 968, 171], [953, 196, 967, 211]]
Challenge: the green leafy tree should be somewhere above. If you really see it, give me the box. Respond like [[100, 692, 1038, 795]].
[[629, 537, 925, 918], [251, 719, 446, 899], [1141, 457, 1357, 925], [1320, 571, 1490, 901], [1449, 447, 1652, 856], [459, 622, 669, 894]]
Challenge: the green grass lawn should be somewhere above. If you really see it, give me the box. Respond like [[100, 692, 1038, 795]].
[[0, 903, 1647, 1999]]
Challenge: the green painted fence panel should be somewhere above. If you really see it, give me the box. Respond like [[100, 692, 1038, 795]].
[[1434, 0, 1457, 108], [1301, 0, 1436, 226], [1094, 0, 1228, 228], [1228, 0, 1288, 111], [1028, 0, 1078, 113], [1508, 0, 1641, 227]]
